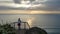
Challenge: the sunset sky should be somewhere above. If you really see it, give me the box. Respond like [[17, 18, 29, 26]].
[[0, 0, 60, 33]]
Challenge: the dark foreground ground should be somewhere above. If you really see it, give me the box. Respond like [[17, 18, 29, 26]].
[[0, 24, 47, 34], [16, 29, 26, 34], [16, 27, 47, 34]]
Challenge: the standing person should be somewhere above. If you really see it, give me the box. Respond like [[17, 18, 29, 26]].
[[17, 18, 21, 30]]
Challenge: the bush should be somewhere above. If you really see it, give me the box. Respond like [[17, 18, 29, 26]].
[[0, 24, 16, 34]]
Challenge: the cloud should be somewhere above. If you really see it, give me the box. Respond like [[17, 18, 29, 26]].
[[13, 0, 20, 4], [32, 0, 60, 11], [43, 0, 60, 11], [0, 0, 60, 11]]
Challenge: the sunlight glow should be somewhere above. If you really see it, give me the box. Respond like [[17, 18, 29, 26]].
[[21, 0, 30, 4], [0, 10, 60, 14], [31, 4, 42, 8], [27, 18, 35, 27]]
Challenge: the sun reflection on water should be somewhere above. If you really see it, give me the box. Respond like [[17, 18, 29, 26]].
[[27, 17, 35, 27]]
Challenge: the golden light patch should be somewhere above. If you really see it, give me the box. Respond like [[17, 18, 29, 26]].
[[0, 10, 60, 14]]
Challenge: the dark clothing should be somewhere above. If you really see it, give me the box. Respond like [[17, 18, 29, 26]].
[[17, 23, 21, 30], [18, 23, 21, 26]]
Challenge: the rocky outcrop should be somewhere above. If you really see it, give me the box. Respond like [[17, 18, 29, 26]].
[[25, 27, 47, 34]]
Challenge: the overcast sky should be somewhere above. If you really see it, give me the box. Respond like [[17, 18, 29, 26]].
[[0, 0, 60, 11]]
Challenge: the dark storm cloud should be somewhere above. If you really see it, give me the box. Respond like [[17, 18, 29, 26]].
[[13, 0, 21, 4], [0, 6, 27, 10], [0, 6, 17, 10]]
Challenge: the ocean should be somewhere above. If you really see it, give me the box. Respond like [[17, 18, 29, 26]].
[[0, 14, 60, 34]]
